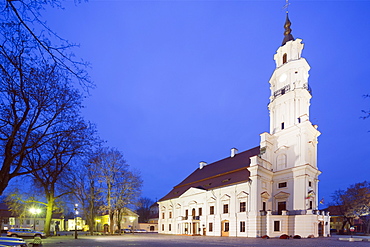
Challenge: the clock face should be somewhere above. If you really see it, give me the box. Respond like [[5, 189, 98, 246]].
[[279, 73, 287, 83]]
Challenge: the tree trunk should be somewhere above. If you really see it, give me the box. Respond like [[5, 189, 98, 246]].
[[44, 192, 55, 236]]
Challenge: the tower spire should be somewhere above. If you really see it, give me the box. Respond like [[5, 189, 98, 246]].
[[282, 0, 294, 45]]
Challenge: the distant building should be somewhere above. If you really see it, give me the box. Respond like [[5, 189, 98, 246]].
[[0, 203, 66, 232], [95, 208, 139, 233], [158, 14, 330, 238]]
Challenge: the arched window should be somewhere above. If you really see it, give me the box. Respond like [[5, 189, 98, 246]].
[[283, 53, 287, 64], [277, 154, 287, 169]]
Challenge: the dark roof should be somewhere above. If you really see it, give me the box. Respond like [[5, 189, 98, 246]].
[[159, 146, 260, 201]]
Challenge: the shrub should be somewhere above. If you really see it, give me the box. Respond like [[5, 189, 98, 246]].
[[279, 234, 290, 239]]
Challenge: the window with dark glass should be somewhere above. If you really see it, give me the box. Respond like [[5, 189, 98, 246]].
[[309, 201, 313, 210], [274, 221, 280, 231], [283, 53, 287, 64], [210, 206, 214, 215], [278, 201, 286, 215], [240, 202, 246, 212], [185, 209, 188, 219], [169, 224, 171, 231], [309, 181, 312, 187], [281, 122, 285, 130], [278, 182, 287, 188], [224, 222, 229, 232], [223, 204, 229, 214], [169, 211, 172, 218], [209, 223, 213, 232], [262, 201, 266, 211], [240, 221, 246, 232], [162, 224, 164, 231], [199, 207, 202, 216], [162, 212, 165, 219]]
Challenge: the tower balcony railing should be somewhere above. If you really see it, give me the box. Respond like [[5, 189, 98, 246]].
[[257, 157, 272, 171]]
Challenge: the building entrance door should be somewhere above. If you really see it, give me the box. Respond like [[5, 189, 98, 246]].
[[221, 220, 229, 237], [318, 222, 323, 237]]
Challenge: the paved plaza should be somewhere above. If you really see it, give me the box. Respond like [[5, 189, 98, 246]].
[[22, 233, 370, 247]]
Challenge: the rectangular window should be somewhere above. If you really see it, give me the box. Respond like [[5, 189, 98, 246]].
[[223, 204, 229, 214], [309, 181, 312, 187], [274, 221, 280, 232], [309, 201, 313, 210], [185, 209, 188, 219], [298, 117, 301, 123], [240, 202, 246, 212], [278, 182, 287, 188], [162, 224, 164, 231], [281, 122, 285, 130], [169, 211, 172, 218], [169, 224, 171, 231], [26, 220, 30, 225], [262, 201, 266, 211], [162, 212, 165, 219], [224, 222, 229, 232], [278, 201, 286, 215], [210, 206, 214, 215], [240, 221, 246, 232], [198, 208, 202, 216], [209, 223, 213, 232]]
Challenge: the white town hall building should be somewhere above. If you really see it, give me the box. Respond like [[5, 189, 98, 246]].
[[158, 14, 330, 238]]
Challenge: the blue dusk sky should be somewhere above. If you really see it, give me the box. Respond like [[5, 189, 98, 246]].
[[42, 0, 370, 205]]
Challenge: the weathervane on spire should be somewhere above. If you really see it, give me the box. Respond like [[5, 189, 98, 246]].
[[281, 0, 294, 45], [283, 0, 291, 14]]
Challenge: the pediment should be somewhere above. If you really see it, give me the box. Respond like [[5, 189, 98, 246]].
[[261, 191, 270, 199], [274, 191, 290, 199], [221, 194, 231, 201], [179, 187, 206, 198], [237, 191, 249, 199], [207, 197, 216, 203]]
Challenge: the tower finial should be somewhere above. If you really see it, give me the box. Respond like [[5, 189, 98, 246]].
[[283, 0, 290, 14], [282, 1, 294, 46]]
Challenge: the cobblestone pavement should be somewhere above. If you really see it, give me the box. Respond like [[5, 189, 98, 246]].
[[23, 233, 370, 247]]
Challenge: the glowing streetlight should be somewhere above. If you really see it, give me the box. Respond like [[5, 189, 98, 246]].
[[29, 208, 41, 230]]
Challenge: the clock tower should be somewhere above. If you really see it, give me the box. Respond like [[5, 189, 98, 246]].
[[258, 13, 321, 214]]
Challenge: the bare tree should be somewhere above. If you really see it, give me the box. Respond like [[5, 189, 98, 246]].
[[0, 0, 91, 196], [135, 197, 155, 223], [91, 147, 142, 234], [26, 119, 96, 236], [331, 181, 370, 234], [67, 156, 103, 235]]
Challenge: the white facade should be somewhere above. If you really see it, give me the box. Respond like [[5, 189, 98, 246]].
[[158, 15, 330, 238]]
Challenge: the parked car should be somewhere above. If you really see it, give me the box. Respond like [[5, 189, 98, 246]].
[[121, 228, 132, 233], [133, 229, 147, 233], [0, 237, 27, 247], [6, 228, 45, 238]]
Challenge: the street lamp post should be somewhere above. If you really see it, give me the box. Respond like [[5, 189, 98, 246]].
[[29, 208, 41, 230], [74, 204, 79, 239]]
